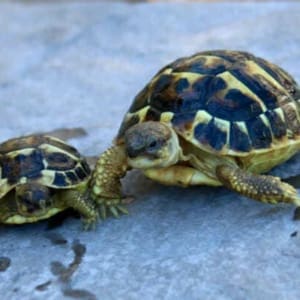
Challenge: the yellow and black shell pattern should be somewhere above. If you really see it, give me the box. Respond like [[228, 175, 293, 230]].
[[117, 50, 300, 155], [0, 135, 91, 198]]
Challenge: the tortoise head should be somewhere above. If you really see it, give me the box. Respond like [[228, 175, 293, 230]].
[[15, 183, 54, 217], [124, 121, 181, 169]]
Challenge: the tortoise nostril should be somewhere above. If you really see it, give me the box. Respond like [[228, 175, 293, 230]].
[[127, 146, 144, 158]]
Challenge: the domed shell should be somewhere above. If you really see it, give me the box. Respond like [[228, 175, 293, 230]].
[[0, 135, 91, 198], [117, 50, 300, 156]]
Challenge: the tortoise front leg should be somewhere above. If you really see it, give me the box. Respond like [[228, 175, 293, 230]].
[[89, 145, 130, 219], [216, 165, 300, 205], [56, 185, 99, 230]]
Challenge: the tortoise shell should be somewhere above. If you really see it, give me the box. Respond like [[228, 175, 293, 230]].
[[117, 50, 300, 156], [0, 135, 91, 198]]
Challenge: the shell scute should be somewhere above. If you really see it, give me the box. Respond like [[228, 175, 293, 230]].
[[229, 68, 280, 110], [75, 166, 89, 181], [65, 171, 80, 185], [194, 118, 227, 151], [246, 116, 273, 149], [282, 102, 300, 136], [229, 123, 251, 152], [0, 149, 44, 184], [52, 172, 68, 187], [172, 55, 229, 75], [253, 57, 297, 93], [44, 151, 77, 171], [265, 110, 287, 139]]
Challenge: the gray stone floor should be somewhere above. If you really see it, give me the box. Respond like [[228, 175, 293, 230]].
[[1, 1, 300, 300]]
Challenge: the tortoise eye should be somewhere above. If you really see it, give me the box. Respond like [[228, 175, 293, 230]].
[[148, 141, 158, 149], [146, 139, 164, 155]]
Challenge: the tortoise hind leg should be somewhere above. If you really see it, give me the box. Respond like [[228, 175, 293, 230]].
[[216, 165, 300, 205]]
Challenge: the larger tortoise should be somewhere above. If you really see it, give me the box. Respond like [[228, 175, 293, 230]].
[[90, 50, 300, 217], [0, 134, 98, 227]]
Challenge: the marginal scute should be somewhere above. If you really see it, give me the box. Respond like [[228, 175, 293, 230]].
[[53, 172, 67, 187], [65, 171, 80, 184], [230, 122, 251, 152], [246, 115, 272, 149], [281, 102, 300, 136], [194, 118, 227, 151], [145, 107, 162, 122], [75, 167, 88, 180], [265, 109, 287, 139], [81, 160, 91, 175]]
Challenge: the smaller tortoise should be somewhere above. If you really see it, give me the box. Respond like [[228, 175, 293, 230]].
[[0, 134, 98, 228], [90, 50, 300, 218]]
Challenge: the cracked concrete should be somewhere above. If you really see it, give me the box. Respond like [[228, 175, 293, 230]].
[[0, 1, 300, 299]]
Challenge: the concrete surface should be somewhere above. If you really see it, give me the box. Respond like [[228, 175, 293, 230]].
[[0, 2, 300, 300]]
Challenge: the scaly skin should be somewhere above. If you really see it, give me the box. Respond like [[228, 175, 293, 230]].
[[216, 165, 300, 205], [56, 182, 99, 230], [89, 145, 130, 219]]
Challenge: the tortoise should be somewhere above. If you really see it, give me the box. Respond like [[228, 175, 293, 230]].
[[89, 50, 300, 218], [0, 134, 98, 228]]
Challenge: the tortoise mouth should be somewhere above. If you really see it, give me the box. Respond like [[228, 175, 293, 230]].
[[18, 203, 49, 217]]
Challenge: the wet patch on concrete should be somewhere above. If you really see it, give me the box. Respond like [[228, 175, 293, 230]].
[[50, 239, 97, 299], [51, 239, 86, 282], [293, 207, 300, 220], [45, 232, 68, 246], [63, 288, 97, 300], [0, 257, 11, 272], [290, 231, 298, 237], [35, 280, 52, 292]]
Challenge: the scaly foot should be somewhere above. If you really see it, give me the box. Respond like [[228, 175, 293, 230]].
[[96, 197, 130, 220], [81, 211, 99, 231], [89, 145, 130, 221]]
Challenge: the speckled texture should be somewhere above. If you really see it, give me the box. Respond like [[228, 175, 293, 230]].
[[1, 2, 300, 300]]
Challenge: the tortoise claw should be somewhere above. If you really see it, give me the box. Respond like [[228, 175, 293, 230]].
[[109, 206, 119, 218], [82, 215, 99, 231], [116, 205, 129, 215], [121, 195, 135, 205], [96, 198, 130, 220], [100, 204, 107, 220]]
